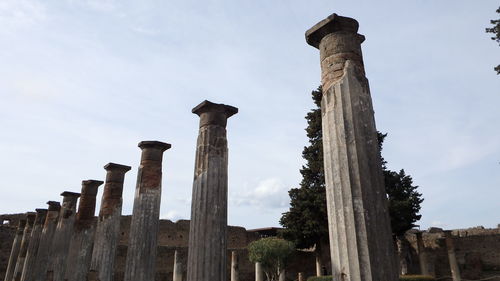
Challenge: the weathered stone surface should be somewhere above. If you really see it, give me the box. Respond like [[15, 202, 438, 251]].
[[187, 100, 237, 281], [124, 141, 171, 281], [306, 13, 398, 281], [416, 232, 431, 276], [48, 192, 80, 281], [172, 250, 182, 281], [4, 219, 26, 281], [89, 163, 130, 281], [255, 262, 263, 281], [444, 231, 461, 281], [20, 208, 47, 281], [65, 180, 103, 281], [12, 213, 35, 281], [231, 251, 239, 281], [33, 202, 60, 281]]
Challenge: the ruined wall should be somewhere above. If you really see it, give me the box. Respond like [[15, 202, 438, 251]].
[[403, 227, 500, 280]]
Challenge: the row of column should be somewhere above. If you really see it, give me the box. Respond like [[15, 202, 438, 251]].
[[4, 100, 237, 281]]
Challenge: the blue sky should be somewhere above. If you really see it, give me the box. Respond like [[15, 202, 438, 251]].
[[1, 0, 499, 230]]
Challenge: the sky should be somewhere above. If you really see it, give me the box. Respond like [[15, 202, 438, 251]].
[[0, 0, 499, 231]]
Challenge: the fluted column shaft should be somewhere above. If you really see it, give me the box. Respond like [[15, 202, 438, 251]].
[[48, 192, 80, 281], [255, 262, 263, 281], [187, 100, 238, 281], [124, 141, 171, 281], [65, 180, 103, 281], [89, 163, 130, 281], [12, 213, 36, 281], [33, 202, 60, 281], [4, 219, 26, 281], [306, 13, 398, 281], [20, 209, 47, 281], [444, 231, 461, 281]]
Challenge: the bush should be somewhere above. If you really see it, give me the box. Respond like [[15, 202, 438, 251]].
[[400, 275, 435, 281], [307, 276, 332, 281]]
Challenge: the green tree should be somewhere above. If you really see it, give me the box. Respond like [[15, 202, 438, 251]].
[[248, 237, 295, 281], [279, 87, 328, 254], [485, 6, 500, 74], [280, 87, 424, 249]]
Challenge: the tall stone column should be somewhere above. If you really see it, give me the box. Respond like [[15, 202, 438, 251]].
[[444, 231, 461, 281], [416, 232, 430, 276], [124, 141, 171, 281], [65, 180, 103, 281], [4, 219, 27, 281], [20, 208, 47, 281], [298, 272, 304, 281], [315, 252, 323, 276], [33, 202, 61, 281], [48, 192, 80, 281], [12, 212, 36, 281], [187, 100, 237, 281], [306, 13, 399, 281], [173, 250, 183, 281], [255, 262, 263, 281], [231, 251, 239, 281], [279, 270, 285, 281], [89, 163, 131, 281]]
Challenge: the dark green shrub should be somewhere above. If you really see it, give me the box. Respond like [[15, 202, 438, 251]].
[[307, 276, 332, 281], [400, 275, 435, 281]]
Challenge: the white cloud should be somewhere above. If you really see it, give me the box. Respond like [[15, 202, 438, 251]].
[[230, 178, 290, 209], [0, 0, 46, 30]]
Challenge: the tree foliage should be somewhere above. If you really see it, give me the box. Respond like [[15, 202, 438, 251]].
[[248, 237, 295, 281], [280, 87, 424, 249], [485, 6, 500, 74], [279, 87, 328, 250]]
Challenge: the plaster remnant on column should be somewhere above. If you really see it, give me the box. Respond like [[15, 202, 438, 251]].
[[65, 180, 103, 281], [33, 201, 61, 281], [48, 191, 80, 281], [124, 141, 171, 281], [4, 219, 27, 281], [187, 100, 237, 281], [20, 208, 47, 281], [173, 250, 183, 281], [12, 212, 36, 281], [255, 262, 263, 281], [306, 13, 399, 281], [90, 163, 131, 281], [231, 251, 239, 281]]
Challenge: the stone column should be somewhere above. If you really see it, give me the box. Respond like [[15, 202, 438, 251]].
[[124, 141, 171, 281], [298, 272, 304, 281], [89, 163, 131, 281], [279, 270, 285, 281], [305, 13, 398, 281], [187, 100, 238, 281], [444, 231, 461, 281], [416, 232, 430, 276], [315, 252, 323, 276], [12, 212, 36, 281], [20, 208, 47, 281], [65, 180, 103, 281], [173, 250, 183, 281], [231, 251, 239, 281], [255, 262, 263, 281], [48, 192, 80, 281], [33, 202, 60, 281], [4, 219, 26, 281]]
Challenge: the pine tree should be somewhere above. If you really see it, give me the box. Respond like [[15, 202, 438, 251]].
[[280, 87, 424, 249], [485, 6, 500, 74]]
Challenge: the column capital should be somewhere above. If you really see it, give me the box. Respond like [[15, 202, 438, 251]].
[[46, 201, 61, 211], [26, 212, 36, 223], [305, 13, 361, 48], [35, 208, 48, 213], [138, 141, 171, 151], [60, 191, 81, 198], [104, 162, 132, 172], [82, 180, 104, 196], [192, 100, 238, 127]]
